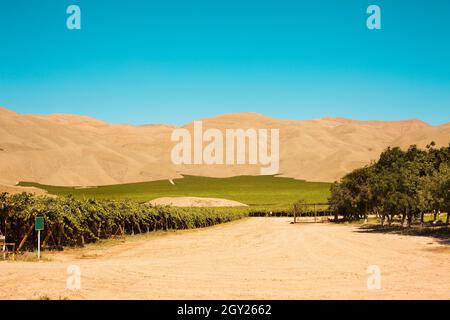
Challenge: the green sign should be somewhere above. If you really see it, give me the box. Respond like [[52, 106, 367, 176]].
[[35, 216, 44, 231]]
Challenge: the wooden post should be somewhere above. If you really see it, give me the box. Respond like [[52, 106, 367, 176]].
[[42, 228, 53, 250], [98, 222, 102, 238], [1, 235, 5, 260], [17, 223, 35, 252], [293, 204, 297, 224]]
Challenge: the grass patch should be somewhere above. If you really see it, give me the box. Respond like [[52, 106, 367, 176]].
[[20, 175, 331, 210]]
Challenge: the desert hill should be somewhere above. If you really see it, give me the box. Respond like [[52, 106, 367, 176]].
[[0, 106, 449, 186]]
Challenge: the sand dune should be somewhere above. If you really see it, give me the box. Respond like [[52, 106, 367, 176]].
[[0, 184, 49, 196], [0, 106, 449, 186], [149, 197, 248, 207]]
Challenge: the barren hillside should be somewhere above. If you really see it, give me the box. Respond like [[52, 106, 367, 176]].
[[0, 106, 449, 186]]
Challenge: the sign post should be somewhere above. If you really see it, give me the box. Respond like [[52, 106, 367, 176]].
[[35, 216, 44, 260]]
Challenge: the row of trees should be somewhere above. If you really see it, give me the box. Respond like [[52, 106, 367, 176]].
[[0, 193, 246, 251], [329, 143, 450, 226]]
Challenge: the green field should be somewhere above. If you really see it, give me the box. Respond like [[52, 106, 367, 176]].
[[20, 175, 331, 209]]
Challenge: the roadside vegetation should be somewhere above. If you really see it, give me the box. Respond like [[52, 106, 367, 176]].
[[329, 142, 450, 227], [0, 193, 247, 252]]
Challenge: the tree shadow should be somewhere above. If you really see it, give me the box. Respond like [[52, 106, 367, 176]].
[[355, 224, 450, 245]]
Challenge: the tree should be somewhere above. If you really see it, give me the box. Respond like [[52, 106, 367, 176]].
[[329, 166, 374, 221], [329, 143, 450, 227]]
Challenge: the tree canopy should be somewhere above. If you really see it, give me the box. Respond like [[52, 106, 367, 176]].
[[329, 143, 450, 225]]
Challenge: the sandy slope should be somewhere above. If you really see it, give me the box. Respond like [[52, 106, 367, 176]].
[[1, 218, 449, 300], [149, 197, 248, 207], [0, 184, 49, 196], [1, 106, 449, 186]]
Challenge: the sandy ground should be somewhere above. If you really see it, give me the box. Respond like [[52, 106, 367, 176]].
[[0, 218, 449, 300], [149, 197, 248, 207], [0, 184, 49, 196]]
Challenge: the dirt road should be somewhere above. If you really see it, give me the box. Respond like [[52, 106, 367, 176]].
[[1, 218, 449, 299]]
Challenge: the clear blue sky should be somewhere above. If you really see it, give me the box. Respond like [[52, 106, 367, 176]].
[[1, 0, 449, 125]]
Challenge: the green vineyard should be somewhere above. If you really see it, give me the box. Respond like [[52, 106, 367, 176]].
[[0, 193, 247, 252]]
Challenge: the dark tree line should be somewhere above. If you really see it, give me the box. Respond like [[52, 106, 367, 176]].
[[329, 143, 450, 226]]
